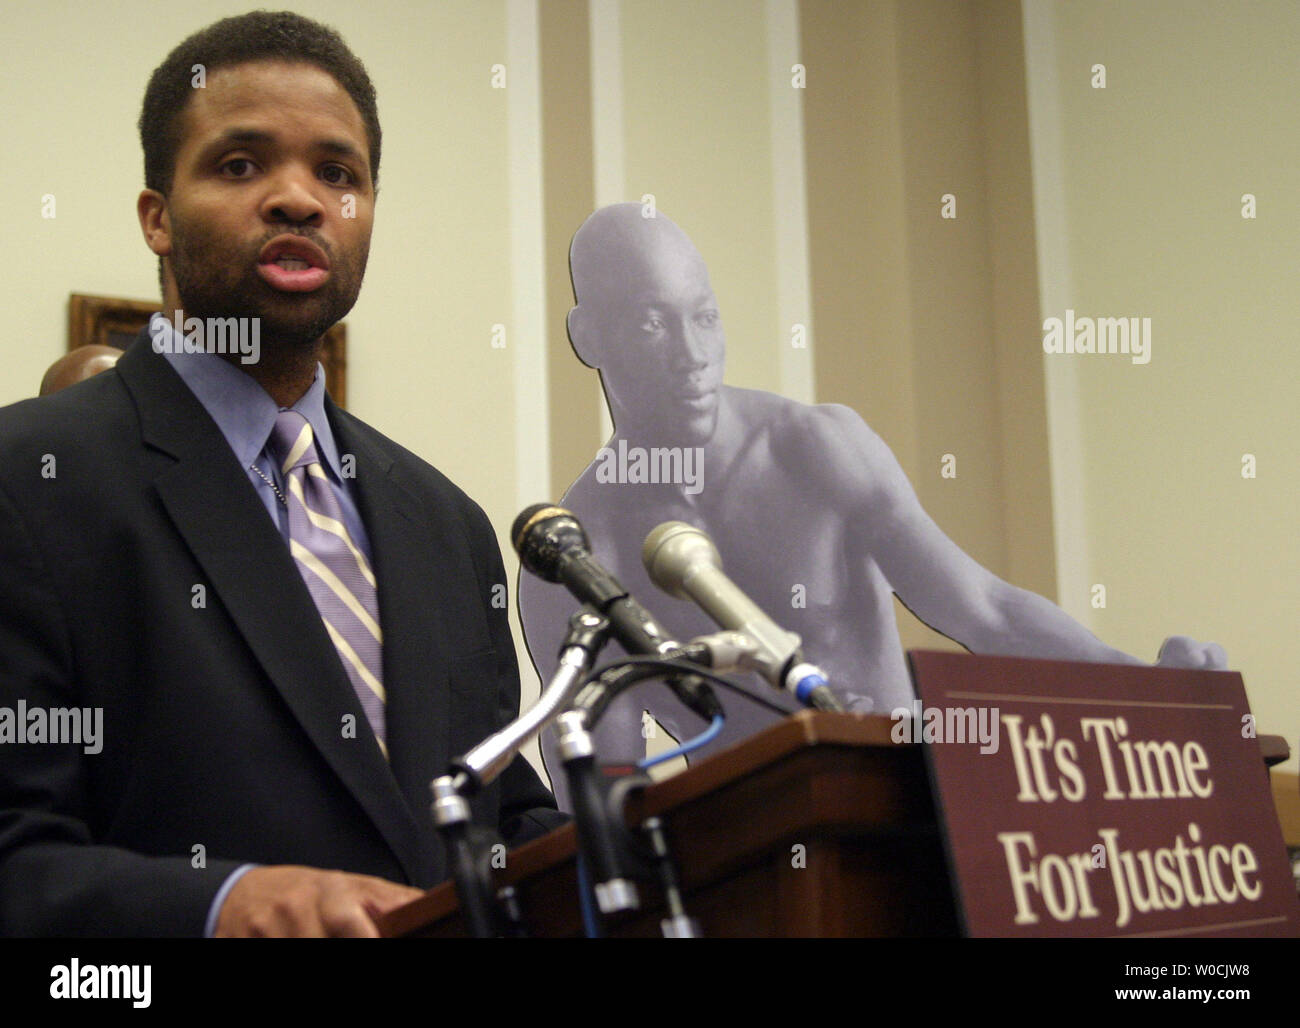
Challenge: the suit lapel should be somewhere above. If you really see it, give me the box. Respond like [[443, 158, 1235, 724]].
[[116, 334, 429, 883], [328, 406, 453, 866]]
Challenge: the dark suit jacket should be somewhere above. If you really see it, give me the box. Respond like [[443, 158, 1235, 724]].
[[0, 330, 565, 936]]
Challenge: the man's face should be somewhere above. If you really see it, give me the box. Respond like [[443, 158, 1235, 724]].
[[593, 238, 726, 447], [154, 60, 374, 349]]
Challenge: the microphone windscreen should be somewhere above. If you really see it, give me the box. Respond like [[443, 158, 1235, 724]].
[[641, 521, 720, 599], [512, 504, 588, 582]]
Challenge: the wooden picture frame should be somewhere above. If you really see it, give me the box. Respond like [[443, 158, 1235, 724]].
[[67, 293, 348, 408]]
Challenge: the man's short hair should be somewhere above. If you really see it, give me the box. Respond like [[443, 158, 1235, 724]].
[[139, 10, 382, 197]]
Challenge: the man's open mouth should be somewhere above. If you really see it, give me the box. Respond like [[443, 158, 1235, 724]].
[[257, 236, 331, 292]]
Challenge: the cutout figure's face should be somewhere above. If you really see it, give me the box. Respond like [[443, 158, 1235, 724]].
[[586, 225, 726, 446], [151, 60, 374, 348]]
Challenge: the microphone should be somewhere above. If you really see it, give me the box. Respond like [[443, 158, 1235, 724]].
[[512, 504, 722, 722], [514, 504, 723, 920], [641, 521, 842, 712]]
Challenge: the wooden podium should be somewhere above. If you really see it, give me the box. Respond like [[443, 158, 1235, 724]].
[[379, 711, 959, 938]]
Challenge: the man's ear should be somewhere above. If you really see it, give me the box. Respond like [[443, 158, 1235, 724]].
[[567, 305, 600, 369], [137, 190, 172, 257]]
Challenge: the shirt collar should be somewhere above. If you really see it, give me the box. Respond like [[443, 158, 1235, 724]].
[[152, 312, 344, 479]]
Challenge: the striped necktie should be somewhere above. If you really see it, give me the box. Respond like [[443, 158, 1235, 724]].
[[269, 410, 387, 756]]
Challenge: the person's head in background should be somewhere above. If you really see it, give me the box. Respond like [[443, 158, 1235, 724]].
[[39, 345, 122, 396]]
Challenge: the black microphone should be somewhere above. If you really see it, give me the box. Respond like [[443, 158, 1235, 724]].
[[513, 504, 722, 722]]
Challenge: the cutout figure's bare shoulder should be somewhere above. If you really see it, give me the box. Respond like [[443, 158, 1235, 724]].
[[722, 384, 793, 424], [724, 387, 884, 447]]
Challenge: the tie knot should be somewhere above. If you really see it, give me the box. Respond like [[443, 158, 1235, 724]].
[[269, 410, 319, 474]]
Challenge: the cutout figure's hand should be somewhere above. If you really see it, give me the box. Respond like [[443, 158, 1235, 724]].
[[1155, 635, 1229, 670]]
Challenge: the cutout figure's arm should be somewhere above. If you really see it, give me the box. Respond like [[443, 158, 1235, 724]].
[[770, 403, 1226, 670]]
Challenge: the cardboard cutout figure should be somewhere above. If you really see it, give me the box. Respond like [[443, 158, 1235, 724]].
[[519, 204, 1225, 808]]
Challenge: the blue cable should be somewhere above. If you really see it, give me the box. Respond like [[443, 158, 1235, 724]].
[[576, 852, 603, 938], [573, 714, 724, 936], [637, 715, 725, 770]]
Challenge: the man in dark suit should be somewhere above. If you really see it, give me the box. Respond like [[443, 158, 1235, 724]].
[[0, 12, 563, 936]]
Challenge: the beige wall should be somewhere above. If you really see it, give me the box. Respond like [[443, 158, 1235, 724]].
[[1028, 0, 1299, 771], [619, 0, 782, 397], [800, 0, 1056, 662], [3, 1, 1293, 782]]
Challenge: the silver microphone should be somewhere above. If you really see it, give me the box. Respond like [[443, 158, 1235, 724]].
[[641, 522, 841, 712]]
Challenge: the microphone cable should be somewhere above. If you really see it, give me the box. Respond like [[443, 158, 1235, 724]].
[[638, 714, 725, 770]]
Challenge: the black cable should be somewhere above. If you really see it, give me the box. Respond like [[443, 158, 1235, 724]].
[[576, 654, 796, 727]]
